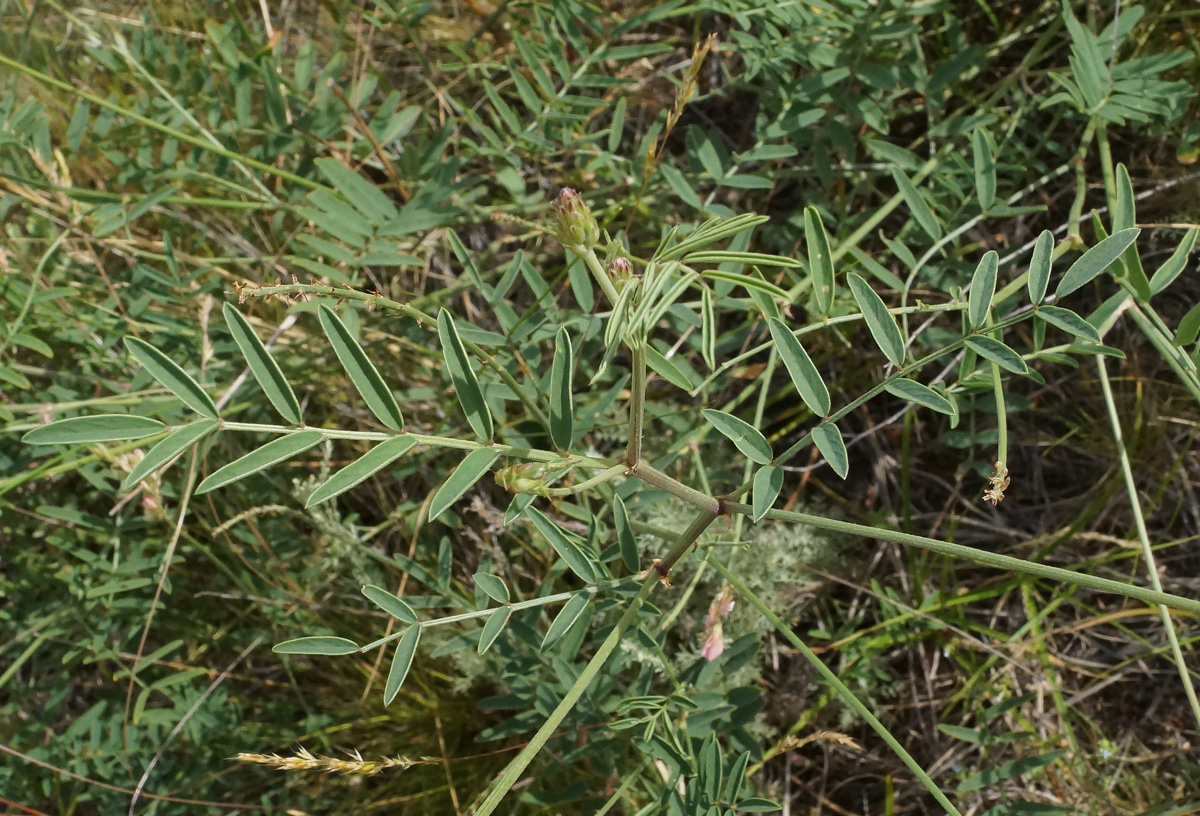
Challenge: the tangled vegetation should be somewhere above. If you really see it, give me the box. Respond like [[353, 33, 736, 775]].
[[3, 1, 1200, 814]]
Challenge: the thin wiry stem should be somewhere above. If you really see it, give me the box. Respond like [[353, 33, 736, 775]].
[[1094, 355, 1200, 729], [707, 556, 963, 816]]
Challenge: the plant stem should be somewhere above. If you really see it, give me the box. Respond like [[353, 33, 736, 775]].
[[1067, 118, 1098, 242], [706, 556, 963, 816], [361, 582, 634, 651], [1094, 356, 1200, 728], [627, 345, 647, 465], [580, 247, 622, 307], [630, 462, 721, 514], [470, 510, 716, 816], [544, 464, 628, 497], [720, 501, 1200, 616], [218, 422, 613, 468]]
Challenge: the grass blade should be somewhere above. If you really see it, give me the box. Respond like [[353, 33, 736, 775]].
[[121, 419, 218, 491], [125, 337, 218, 419], [1056, 228, 1140, 298], [550, 328, 574, 450], [702, 408, 773, 465], [23, 414, 165, 445], [384, 625, 421, 706], [273, 636, 358, 656], [478, 608, 511, 654], [1027, 230, 1054, 304], [428, 448, 501, 521], [804, 206, 834, 314], [891, 167, 942, 240], [767, 317, 830, 416], [527, 506, 597, 583], [847, 274, 905, 367], [752, 465, 783, 522], [438, 310, 494, 441], [223, 303, 301, 425], [968, 251, 998, 330], [307, 436, 417, 507], [811, 422, 848, 479], [318, 305, 405, 431], [362, 585, 417, 624], [196, 430, 323, 494]]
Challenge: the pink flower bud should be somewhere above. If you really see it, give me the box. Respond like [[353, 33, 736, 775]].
[[553, 188, 600, 249], [607, 256, 634, 287], [701, 621, 725, 662]]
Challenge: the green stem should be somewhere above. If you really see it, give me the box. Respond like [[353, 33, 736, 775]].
[[1067, 118, 1098, 242], [627, 345, 647, 465], [543, 465, 628, 497], [721, 501, 1200, 616], [361, 582, 632, 651], [1019, 582, 1079, 752], [631, 463, 721, 514], [707, 556, 963, 816], [218, 422, 613, 469], [580, 247, 622, 307], [1094, 356, 1200, 728], [470, 510, 716, 816]]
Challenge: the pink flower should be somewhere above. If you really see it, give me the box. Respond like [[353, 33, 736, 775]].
[[701, 621, 725, 662]]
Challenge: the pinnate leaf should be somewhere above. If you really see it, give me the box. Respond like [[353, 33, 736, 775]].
[[223, 303, 301, 424], [384, 626, 421, 706], [703, 409, 773, 465], [362, 584, 417, 623], [307, 436, 417, 507], [811, 422, 848, 479], [885, 379, 953, 415], [23, 414, 165, 446], [1056, 228, 1140, 298], [438, 310, 493, 441], [428, 448, 501, 522], [273, 636, 359, 656], [549, 328, 574, 450], [196, 430, 323, 494], [122, 419, 218, 491], [125, 337, 218, 419], [318, 305, 404, 431], [767, 318, 830, 416], [752, 465, 783, 522], [847, 274, 905, 367]]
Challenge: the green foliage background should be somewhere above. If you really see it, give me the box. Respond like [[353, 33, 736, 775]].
[[2, 1, 1200, 814]]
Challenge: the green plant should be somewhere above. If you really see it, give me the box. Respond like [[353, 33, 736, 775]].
[[19, 144, 1200, 814], [6, 2, 1200, 814]]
